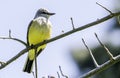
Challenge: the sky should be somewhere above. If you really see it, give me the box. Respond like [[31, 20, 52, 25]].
[[0, 0, 116, 78]]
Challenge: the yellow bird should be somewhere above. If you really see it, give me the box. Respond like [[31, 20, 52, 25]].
[[23, 8, 55, 73]]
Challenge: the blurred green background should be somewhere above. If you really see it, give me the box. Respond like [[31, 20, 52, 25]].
[[71, 0, 120, 78]]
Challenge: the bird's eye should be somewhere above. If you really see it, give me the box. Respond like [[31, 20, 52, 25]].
[[42, 11, 47, 14]]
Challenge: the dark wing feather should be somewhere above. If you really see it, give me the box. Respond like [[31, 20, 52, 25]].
[[27, 20, 33, 46]]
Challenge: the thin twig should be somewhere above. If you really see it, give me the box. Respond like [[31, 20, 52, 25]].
[[95, 33, 114, 61], [59, 66, 68, 78], [80, 54, 120, 78], [70, 17, 75, 30], [35, 48, 38, 78], [57, 71, 60, 78], [0, 30, 27, 46], [82, 38, 99, 67], [0, 11, 120, 69], [0, 37, 27, 46], [96, 2, 113, 14], [9, 29, 11, 38]]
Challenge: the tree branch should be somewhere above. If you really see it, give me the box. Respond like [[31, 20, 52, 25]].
[[0, 47, 29, 69], [0, 30, 27, 46], [0, 37, 27, 46], [0, 11, 120, 69], [82, 38, 99, 67], [79, 54, 120, 78], [33, 11, 120, 50], [95, 33, 114, 60], [96, 2, 113, 14]]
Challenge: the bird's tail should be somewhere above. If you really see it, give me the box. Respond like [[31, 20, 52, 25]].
[[23, 57, 34, 73]]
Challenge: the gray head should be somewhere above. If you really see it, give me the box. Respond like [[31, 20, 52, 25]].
[[34, 8, 55, 19]]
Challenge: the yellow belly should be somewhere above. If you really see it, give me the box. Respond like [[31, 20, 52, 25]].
[[28, 20, 51, 60]]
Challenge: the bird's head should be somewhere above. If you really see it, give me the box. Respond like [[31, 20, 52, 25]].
[[34, 8, 55, 19]]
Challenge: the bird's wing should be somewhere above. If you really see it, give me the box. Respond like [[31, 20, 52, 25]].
[[27, 20, 33, 46]]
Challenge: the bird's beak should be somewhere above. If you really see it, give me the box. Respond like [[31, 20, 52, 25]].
[[48, 12, 55, 15]]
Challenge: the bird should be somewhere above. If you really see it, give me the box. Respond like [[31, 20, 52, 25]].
[[23, 8, 55, 73]]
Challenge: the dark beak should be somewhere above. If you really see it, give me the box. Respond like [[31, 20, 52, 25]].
[[48, 12, 55, 15]]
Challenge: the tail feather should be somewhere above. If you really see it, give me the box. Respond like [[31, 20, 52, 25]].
[[23, 57, 34, 73], [23, 48, 43, 73]]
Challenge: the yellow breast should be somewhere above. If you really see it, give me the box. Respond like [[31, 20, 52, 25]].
[[28, 19, 52, 45], [27, 17, 52, 60]]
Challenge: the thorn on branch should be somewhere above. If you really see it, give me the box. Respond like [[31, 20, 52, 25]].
[[70, 17, 75, 30], [82, 38, 99, 67], [62, 30, 64, 33], [94, 33, 115, 61], [96, 2, 113, 14], [59, 66, 68, 78], [9, 29, 12, 38]]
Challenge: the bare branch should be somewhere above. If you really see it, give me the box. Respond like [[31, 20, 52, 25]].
[[70, 17, 75, 30], [82, 38, 99, 67], [0, 11, 120, 69], [80, 54, 120, 78], [0, 37, 27, 46], [96, 2, 113, 14], [33, 11, 120, 50], [95, 33, 114, 61], [0, 30, 27, 46], [0, 46, 29, 69]]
